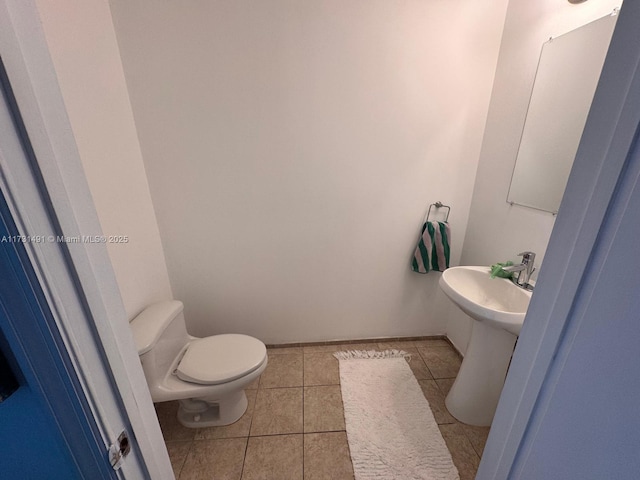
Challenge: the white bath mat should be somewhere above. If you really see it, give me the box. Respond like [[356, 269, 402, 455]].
[[334, 350, 459, 480]]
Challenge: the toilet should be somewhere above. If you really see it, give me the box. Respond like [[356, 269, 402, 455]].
[[130, 300, 268, 428]]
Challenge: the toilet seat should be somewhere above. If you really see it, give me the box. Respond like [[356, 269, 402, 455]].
[[176, 333, 267, 385]]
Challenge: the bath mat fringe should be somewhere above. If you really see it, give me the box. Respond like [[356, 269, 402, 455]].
[[333, 349, 410, 361]]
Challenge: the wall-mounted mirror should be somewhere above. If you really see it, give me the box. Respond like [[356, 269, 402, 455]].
[[507, 11, 619, 214]]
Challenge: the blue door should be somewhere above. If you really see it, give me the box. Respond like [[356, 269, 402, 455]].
[[0, 57, 116, 479]]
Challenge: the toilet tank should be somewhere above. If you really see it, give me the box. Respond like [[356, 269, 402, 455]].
[[130, 300, 190, 388]]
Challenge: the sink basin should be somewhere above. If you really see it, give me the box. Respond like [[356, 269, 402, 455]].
[[439, 266, 531, 335]]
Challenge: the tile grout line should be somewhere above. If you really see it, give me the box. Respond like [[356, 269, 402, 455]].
[[302, 349, 306, 480], [301, 348, 305, 478], [417, 347, 437, 380], [176, 438, 193, 480], [429, 371, 485, 467], [238, 418, 250, 479], [239, 384, 259, 478]]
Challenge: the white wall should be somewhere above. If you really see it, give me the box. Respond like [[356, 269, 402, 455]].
[[448, 0, 621, 354], [35, 0, 173, 319], [108, 0, 508, 343]]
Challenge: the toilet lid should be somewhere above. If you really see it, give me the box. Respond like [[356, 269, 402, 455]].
[[176, 334, 267, 385]]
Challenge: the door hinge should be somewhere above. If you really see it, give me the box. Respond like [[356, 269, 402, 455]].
[[108, 430, 131, 470]]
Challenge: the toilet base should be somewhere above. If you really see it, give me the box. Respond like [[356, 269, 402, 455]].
[[177, 389, 248, 428]]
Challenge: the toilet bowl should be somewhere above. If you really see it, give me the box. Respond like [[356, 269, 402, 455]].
[[130, 300, 268, 428]]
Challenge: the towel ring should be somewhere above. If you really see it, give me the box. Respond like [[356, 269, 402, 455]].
[[426, 201, 450, 223]]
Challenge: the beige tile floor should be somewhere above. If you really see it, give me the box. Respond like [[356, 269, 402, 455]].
[[157, 338, 490, 480]]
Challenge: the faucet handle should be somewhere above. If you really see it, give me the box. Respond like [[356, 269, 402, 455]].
[[517, 251, 536, 262]]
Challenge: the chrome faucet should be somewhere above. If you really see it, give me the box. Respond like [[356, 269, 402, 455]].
[[502, 251, 536, 290]]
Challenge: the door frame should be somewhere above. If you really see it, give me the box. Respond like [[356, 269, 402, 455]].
[[0, 1, 172, 478]]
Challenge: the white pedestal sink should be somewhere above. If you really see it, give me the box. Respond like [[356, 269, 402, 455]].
[[439, 266, 532, 426]]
